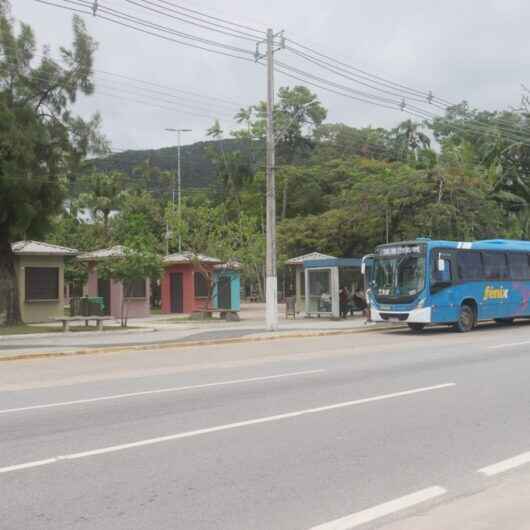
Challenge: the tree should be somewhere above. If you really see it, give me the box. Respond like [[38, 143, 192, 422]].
[[111, 191, 165, 250], [77, 171, 124, 238], [0, 3, 105, 325], [252, 86, 327, 219], [99, 246, 162, 327]]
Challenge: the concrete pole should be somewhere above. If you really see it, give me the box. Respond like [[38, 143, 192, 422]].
[[177, 130, 182, 254], [265, 28, 279, 331]]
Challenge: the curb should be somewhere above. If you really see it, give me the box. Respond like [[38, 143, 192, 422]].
[[0, 327, 158, 341], [0, 324, 402, 362]]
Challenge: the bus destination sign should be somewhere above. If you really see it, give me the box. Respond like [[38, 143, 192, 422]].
[[377, 245, 422, 256]]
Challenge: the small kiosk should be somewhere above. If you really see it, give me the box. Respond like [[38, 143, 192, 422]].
[[78, 246, 151, 319], [212, 263, 241, 319], [161, 253, 221, 315]]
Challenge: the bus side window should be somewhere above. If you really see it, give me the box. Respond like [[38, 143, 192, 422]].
[[508, 252, 529, 281], [457, 251, 483, 280]]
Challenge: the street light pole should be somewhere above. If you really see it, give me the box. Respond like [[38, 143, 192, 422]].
[[165, 128, 191, 254]]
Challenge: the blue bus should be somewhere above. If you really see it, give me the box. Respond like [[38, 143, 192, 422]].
[[366, 238, 530, 332]]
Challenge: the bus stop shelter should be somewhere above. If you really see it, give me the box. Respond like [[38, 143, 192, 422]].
[[286, 253, 362, 319]]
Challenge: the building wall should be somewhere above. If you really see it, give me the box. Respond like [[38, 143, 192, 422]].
[[85, 264, 98, 297], [15, 255, 66, 323], [161, 264, 215, 314], [115, 279, 150, 319]]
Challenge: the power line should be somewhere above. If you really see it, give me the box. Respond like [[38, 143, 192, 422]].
[[94, 71, 242, 109], [93, 88, 235, 121], [286, 37, 454, 107], [152, 0, 265, 36], [93, 80, 236, 119], [18, 47, 244, 109], [286, 37, 530, 137], [274, 63, 530, 147], [283, 45, 530, 143], [34, 0, 256, 62], [64, 0, 255, 55], [285, 45, 445, 108], [122, 0, 260, 42]]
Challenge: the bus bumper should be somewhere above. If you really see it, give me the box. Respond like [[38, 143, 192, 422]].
[[370, 306, 432, 324]]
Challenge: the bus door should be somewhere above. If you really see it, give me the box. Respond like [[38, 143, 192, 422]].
[[430, 250, 458, 323], [361, 254, 374, 294]]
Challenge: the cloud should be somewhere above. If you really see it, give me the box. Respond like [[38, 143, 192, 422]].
[[13, 0, 529, 149]]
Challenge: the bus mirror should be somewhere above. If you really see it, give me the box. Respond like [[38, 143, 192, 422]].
[[437, 258, 445, 272], [361, 262, 366, 274]]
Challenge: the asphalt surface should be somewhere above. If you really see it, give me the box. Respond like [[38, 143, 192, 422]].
[[2, 322, 530, 529]]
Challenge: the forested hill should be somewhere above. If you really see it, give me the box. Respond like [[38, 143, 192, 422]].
[[89, 138, 259, 192]]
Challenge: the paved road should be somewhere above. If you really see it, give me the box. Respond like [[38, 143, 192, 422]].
[[2, 322, 530, 529]]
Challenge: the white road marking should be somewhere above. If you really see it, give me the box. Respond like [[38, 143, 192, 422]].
[[478, 451, 530, 476], [489, 341, 530, 350], [309, 486, 447, 530], [0, 383, 454, 475], [0, 370, 325, 415]]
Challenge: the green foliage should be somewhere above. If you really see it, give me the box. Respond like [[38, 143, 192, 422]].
[[77, 171, 125, 236], [0, 3, 104, 325], [111, 191, 165, 250]]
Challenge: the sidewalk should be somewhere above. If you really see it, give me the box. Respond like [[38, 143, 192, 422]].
[[0, 304, 384, 361]]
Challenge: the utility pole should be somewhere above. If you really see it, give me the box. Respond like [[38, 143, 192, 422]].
[[256, 29, 284, 331], [165, 128, 192, 254]]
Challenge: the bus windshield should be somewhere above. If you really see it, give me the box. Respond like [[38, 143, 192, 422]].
[[373, 253, 426, 302]]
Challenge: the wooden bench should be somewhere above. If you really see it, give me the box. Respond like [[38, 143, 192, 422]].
[[50, 316, 112, 332]]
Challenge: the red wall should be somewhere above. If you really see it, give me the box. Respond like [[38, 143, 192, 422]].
[[161, 263, 215, 314]]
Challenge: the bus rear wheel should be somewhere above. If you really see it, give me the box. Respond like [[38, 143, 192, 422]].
[[454, 304, 475, 333], [407, 323, 425, 332]]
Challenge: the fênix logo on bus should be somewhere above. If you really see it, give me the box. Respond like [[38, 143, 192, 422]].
[[483, 286, 509, 300]]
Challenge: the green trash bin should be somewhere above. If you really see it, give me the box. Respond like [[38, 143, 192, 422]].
[[87, 297, 105, 316], [79, 297, 90, 316]]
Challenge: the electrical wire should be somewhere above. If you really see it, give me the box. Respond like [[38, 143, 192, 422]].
[[285, 45, 445, 108], [122, 0, 260, 42], [287, 38, 530, 136], [64, 0, 255, 55], [284, 45, 530, 142], [17, 47, 244, 109], [34, 0, 256, 62], [286, 37, 454, 107], [93, 88, 235, 121], [274, 64, 530, 147], [152, 0, 265, 36], [93, 79, 236, 119]]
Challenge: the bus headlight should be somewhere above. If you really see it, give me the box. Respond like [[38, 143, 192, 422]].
[[417, 297, 426, 308]]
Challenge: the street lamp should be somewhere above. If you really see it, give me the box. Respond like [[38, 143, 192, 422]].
[[164, 128, 192, 254]]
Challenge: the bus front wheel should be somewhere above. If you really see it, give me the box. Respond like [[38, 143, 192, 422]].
[[407, 323, 425, 332], [454, 304, 475, 333]]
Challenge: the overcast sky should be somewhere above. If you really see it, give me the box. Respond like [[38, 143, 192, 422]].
[[13, 0, 530, 151]]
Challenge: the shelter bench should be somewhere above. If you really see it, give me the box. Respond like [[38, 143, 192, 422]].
[[50, 316, 113, 332]]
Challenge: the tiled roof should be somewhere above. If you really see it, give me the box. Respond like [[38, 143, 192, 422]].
[[163, 252, 222, 265], [11, 241, 78, 256], [286, 252, 336, 265], [214, 260, 242, 270], [77, 245, 127, 261]]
